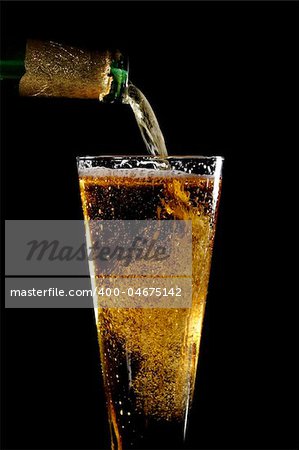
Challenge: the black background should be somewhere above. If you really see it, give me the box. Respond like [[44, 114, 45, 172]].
[[1, 1, 296, 449]]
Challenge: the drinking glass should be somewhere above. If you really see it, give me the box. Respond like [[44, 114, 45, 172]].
[[77, 155, 223, 449]]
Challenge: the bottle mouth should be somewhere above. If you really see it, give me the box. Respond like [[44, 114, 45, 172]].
[[102, 50, 129, 103]]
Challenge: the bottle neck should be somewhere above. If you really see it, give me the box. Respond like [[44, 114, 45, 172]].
[[0, 40, 128, 103]]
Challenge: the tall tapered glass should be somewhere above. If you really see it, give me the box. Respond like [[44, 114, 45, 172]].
[[77, 156, 223, 449]]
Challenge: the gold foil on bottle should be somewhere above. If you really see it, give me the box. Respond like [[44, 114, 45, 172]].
[[19, 39, 113, 100]]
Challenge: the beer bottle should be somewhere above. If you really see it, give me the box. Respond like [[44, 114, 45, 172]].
[[0, 39, 128, 103]]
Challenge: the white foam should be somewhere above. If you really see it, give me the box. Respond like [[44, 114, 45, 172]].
[[78, 167, 213, 179]]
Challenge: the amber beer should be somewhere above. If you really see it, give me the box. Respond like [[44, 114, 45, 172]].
[[78, 156, 223, 449]]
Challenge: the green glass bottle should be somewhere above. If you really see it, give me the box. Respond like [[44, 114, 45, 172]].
[[0, 59, 25, 80], [0, 39, 128, 103]]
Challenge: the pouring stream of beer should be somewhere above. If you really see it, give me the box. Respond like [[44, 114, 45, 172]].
[[126, 83, 168, 158]]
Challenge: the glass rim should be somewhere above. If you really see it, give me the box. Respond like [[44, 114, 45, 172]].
[[77, 155, 224, 161]]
